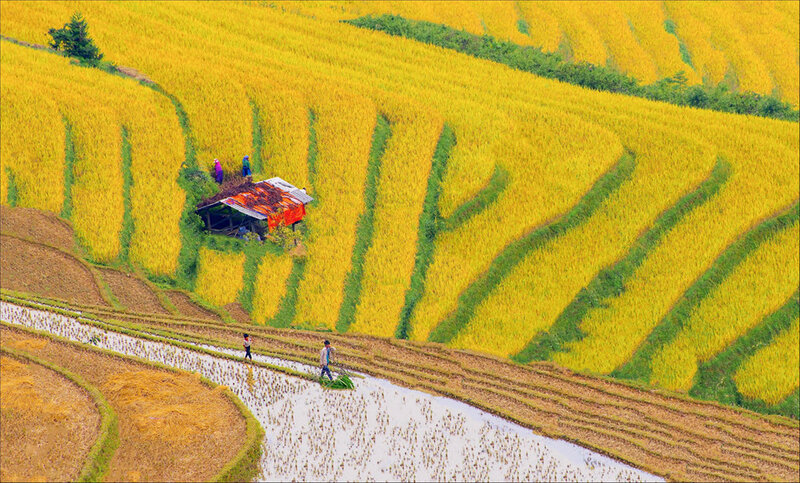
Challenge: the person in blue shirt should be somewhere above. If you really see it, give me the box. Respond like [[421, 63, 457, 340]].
[[242, 155, 252, 177], [319, 340, 335, 381]]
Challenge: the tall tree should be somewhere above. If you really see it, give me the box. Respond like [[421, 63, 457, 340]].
[[48, 12, 103, 64]]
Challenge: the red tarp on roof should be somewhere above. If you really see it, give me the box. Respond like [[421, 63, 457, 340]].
[[219, 182, 306, 229]]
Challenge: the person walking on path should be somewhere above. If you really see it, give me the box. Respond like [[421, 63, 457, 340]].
[[319, 340, 335, 381], [243, 333, 252, 361], [242, 155, 252, 177], [214, 158, 224, 184]]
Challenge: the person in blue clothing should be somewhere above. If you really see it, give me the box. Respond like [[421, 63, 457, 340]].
[[242, 155, 252, 177], [319, 340, 335, 381]]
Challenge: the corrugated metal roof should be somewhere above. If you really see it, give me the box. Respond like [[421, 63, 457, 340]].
[[220, 200, 267, 220], [222, 181, 302, 219], [265, 177, 314, 205]]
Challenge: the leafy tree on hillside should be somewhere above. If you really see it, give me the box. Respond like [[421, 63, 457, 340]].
[[48, 12, 103, 65]]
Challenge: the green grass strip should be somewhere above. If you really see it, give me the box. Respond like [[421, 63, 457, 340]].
[[441, 164, 509, 232], [212, 386, 265, 482], [0, 347, 119, 483], [614, 201, 800, 381], [238, 241, 280, 314], [663, 19, 694, 69], [249, 99, 263, 175], [428, 152, 635, 344], [146, 84, 196, 169], [515, 158, 729, 363], [337, 115, 392, 333], [395, 124, 455, 339], [5, 167, 18, 206], [307, 109, 319, 201], [344, 15, 798, 121], [117, 126, 134, 267], [268, 257, 306, 328], [768, 389, 800, 421], [516, 18, 529, 35], [61, 119, 75, 219], [689, 290, 799, 419], [140, 82, 211, 288], [238, 245, 265, 314]]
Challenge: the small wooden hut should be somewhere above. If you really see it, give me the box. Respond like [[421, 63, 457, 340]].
[[195, 177, 313, 237]]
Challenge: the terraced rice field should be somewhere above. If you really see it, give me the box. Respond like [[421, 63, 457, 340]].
[[2, 291, 798, 482], [0, 317, 259, 482], [1, 299, 666, 481], [0, 2, 798, 475], [1, 350, 100, 482], [277, 1, 799, 105]]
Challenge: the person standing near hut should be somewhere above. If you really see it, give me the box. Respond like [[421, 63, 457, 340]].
[[243, 333, 252, 361], [242, 155, 252, 177], [214, 158, 224, 184], [319, 340, 335, 381]]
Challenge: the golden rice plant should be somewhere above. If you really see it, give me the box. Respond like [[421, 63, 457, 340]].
[[617, 2, 700, 83], [533, 1, 609, 66], [251, 251, 295, 324], [0, 77, 64, 213], [734, 318, 800, 405], [553, 116, 799, 374], [453, 125, 715, 357], [516, 2, 562, 52], [349, 99, 443, 337], [292, 86, 377, 330], [1, 0, 797, 384], [650, 224, 799, 392], [0, 40, 184, 272], [249, 83, 310, 189], [194, 247, 245, 307], [66, 105, 125, 262]]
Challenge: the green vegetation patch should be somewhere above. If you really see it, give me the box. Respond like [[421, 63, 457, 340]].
[[61, 119, 76, 219], [238, 241, 280, 314], [395, 124, 455, 339], [429, 152, 636, 344], [307, 109, 319, 202], [5, 167, 18, 207], [117, 126, 134, 267], [249, 100, 263, 175], [663, 19, 694, 68], [516, 158, 729, 363], [614, 202, 800, 382], [337, 115, 391, 333], [690, 291, 799, 419], [268, 258, 306, 328], [516, 18, 529, 36], [319, 373, 355, 390], [441, 165, 509, 232], [345, 15, 798, 121]]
